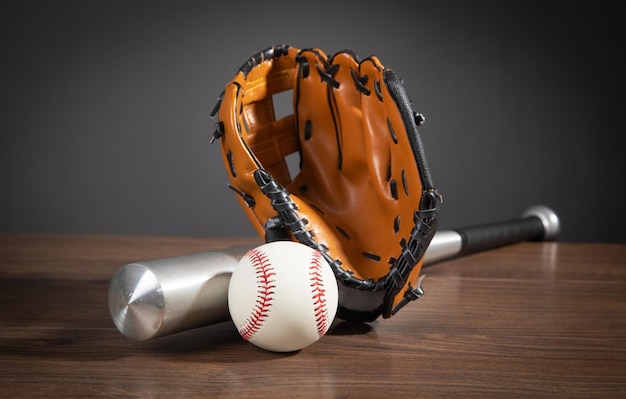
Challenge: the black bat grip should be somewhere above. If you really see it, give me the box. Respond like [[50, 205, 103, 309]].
[[454, 205, 560, 256]]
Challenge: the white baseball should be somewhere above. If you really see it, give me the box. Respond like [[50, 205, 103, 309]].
[[228, 241, 338, 352]]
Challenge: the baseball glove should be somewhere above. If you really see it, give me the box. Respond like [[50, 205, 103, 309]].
[[210, 45, 441, 322]]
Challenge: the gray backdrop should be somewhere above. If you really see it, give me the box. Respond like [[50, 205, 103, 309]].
[[2, 0, 624, 242]]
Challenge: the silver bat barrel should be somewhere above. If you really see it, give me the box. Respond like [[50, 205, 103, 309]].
[[109, 205, 560, 341], [108, 246, 251, 341]]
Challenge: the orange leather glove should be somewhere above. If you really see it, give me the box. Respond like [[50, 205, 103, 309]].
[[211, 45, 441, 322]]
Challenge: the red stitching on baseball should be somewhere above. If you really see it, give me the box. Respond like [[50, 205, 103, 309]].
[[238, 249, 275, 341], [309, 251, 331, 337]]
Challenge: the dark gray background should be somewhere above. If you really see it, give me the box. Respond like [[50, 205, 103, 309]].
[[2, 0, 624, 242]]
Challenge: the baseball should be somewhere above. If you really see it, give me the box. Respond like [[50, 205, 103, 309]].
[[228, 241, 339, 352]]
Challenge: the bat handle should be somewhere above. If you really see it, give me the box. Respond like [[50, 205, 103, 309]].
[[423, 205, 560, 265]]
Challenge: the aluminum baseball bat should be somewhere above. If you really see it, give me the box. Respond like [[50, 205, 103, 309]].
[[109, 205, 559, 341]]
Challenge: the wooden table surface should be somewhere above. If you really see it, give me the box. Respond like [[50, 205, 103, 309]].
[[1, 234, 625, 398]]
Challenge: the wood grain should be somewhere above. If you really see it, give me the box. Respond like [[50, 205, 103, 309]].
[[1, 234, 625, 397]]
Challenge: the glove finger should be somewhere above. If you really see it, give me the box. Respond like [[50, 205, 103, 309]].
[[357, 56, 394, 201], [291, 48, 340, 199], [325, 50, 367, 175]]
